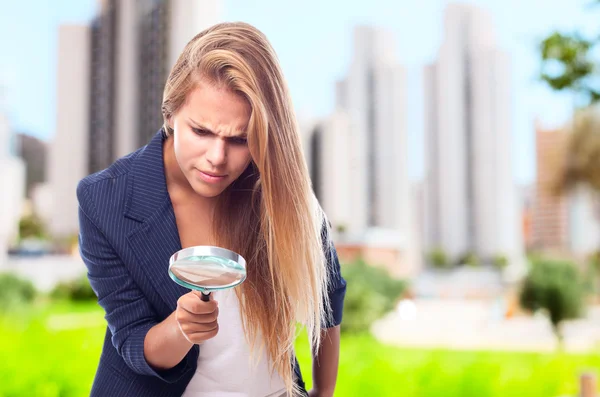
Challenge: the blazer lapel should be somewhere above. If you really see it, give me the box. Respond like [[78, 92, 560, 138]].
[[124, 129, 189, 313]]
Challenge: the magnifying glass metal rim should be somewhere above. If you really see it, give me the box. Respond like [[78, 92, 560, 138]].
[[168, 245, 247, 300]]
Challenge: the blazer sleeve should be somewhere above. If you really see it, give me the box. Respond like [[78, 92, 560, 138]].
[[322, 222, 347, 328], [77, 181, 191, 383]]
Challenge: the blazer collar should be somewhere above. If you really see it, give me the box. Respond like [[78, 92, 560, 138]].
[[123, 129, 190, 312], [124, 129, 170, 222]]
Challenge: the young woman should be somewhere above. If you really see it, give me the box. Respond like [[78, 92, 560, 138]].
[[77, 22, 346, 396]]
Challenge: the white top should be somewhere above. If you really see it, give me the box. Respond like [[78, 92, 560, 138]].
[[182, 289, 287, 397]]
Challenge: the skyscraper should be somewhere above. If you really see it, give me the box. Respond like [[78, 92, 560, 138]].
[[531, 122, 570, 252], [90, 0, 221, 170], [16, 133, 47, 198], [334, 26, 410, 237], [49, 24, 91, 239], [304, 26, 421, 275], [0, 92, 26, 264], [424, 4, 523, 264], [305, 111, 354, 233], [49, 0, 220, 238], [88, 1, 116, 174]]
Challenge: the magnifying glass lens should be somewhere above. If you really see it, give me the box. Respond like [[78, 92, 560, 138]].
[[168, 246, 247, 302], [170, 255, 245, 289]]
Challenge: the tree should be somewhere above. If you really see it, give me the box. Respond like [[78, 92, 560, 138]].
[[540, 32, 599, 107], [552, 107, 600, 194], [538, 0, 600, 105], [539, 2, 600, 252], [519, 259, 584, 348], [341, 259, 407, 333], [18, 214, 47, 241]]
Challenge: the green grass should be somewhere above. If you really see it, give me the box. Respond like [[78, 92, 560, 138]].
[[0, 301, 105, 397], [1, 302, 599, 397], [295, 334, 600, 397]]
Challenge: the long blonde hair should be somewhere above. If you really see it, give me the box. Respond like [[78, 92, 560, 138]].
[[161, 22, 330, 395]]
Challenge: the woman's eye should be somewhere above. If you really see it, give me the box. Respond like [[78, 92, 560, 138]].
[[230, 137, 248, 145], [192, 128, 210, 136]]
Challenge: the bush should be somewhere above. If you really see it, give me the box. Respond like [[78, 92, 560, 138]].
[[456, 251, 480, 267], [591, 252, 600, 296], [519, 259, 584, 347], [341, 259, 407, 334], [0, 272, 37, 311], [19, 214, 48, 241], [492, 254, 508, 269], [51, 275, 96, 302], [427, 248, 450, 269]]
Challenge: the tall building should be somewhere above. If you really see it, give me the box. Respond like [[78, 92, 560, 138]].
[[49, 25, 91, 239], [424, 4, 523, 265], [16, 133, 47, 198], [569, 187, 600, 256], [531, 123, 570, 252], [49, 0, 220, 238], [90, 0, 221, 172], [0, 95, 26, 265], [334, 26, 410, 237], [305, 111, 354, 233], [306, 26, 421, 276]]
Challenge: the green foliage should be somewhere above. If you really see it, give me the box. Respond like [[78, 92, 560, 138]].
[[456, 251, 480, 267], [18, 214, 48, 240], [0, 273, 36, 312], [50, 275, 96, 302], [340, 259, 407, 334], [335, 223, 347, 234], [540, 32, 596, 94], [591, 250, 600, 273], [492, 254, 509, 269], [427, 247, 450, 269], [538, 19, 600, 107], [519, 259, 584, 345], [586, 250, 600, 295]]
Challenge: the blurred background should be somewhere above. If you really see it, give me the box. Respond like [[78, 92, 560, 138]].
[[1, 0, 600, 396]]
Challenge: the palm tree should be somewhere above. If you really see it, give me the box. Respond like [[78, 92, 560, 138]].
[[538, 4, 600, 302], [553, 107, 600, 195], [539, 3, 600, 257]]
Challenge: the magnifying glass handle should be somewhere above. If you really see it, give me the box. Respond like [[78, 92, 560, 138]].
[[200, 291, 211, 302]]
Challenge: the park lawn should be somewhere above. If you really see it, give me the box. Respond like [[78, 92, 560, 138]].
[[0, 302, 599, 397]]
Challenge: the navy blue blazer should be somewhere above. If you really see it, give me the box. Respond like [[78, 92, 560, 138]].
[[77, 129, 347, 396]]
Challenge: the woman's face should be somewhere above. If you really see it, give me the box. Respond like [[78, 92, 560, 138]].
[[170, 79, 253, 198]]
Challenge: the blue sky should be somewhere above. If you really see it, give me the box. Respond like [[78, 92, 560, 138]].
[[0, 0, 598, 183]]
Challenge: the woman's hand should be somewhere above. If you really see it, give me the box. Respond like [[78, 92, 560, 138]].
[[175, 291, 220, 344]]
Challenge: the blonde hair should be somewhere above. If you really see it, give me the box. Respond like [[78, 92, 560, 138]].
[[162, 22, 330, 395]]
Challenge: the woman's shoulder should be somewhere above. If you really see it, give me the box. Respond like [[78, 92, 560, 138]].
[[76, 147, 143, 213]]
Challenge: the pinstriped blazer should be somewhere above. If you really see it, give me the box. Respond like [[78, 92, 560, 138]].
[[77, 129, 347, 396]]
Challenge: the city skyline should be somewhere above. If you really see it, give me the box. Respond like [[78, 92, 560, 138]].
[[1, 0, 598, 185], [48, 0, 220, 238]]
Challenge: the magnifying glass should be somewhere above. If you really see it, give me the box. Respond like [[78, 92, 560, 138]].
[[168, 246, 247, 302]]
